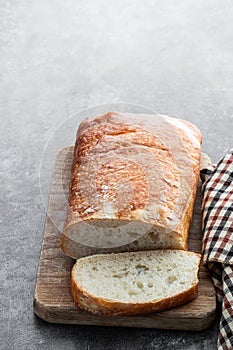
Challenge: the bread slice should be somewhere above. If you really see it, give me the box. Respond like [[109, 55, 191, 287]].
[[71, 250, 201, 316]]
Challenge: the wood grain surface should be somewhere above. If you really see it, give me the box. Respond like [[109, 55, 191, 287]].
[[34, 146, 216, 330]]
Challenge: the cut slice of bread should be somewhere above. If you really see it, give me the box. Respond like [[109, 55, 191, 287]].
[[71, 250, 201, 316]]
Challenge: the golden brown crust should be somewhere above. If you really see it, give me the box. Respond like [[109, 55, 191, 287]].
[[62, 112, 202, 257], [71, 281, 198, 316]]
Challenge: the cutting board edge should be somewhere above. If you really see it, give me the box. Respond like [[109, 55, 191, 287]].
[[33, 301, 216, 331], [33, 285, 216, 331]]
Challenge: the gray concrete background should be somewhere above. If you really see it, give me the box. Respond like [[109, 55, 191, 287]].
[[1, 0, 233, 349]]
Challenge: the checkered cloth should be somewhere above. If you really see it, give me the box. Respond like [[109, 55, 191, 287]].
[[201, 149, 233, 350]]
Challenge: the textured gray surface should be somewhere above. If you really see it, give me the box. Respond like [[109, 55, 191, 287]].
[[1, 0, 233, 349]]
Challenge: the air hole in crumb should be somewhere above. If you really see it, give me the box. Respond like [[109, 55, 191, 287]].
[[148, 231, 158, 240], [137, 281, 143, 289], [135, 264, 149, 272], [128, 290, 138, 296], [167, 275, 177, 284]]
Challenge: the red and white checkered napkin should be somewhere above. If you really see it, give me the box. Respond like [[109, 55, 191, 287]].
[[201, 150, 233, 350]]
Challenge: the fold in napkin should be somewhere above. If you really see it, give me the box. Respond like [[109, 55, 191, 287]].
[[201, 150, 233, 350]]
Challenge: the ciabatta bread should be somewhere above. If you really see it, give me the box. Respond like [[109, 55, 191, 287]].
[[61, 112, 202, 258], [71, 250, 201, 315]]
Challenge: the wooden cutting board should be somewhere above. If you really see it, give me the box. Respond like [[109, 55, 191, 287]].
[[34, 147, 216, 330]]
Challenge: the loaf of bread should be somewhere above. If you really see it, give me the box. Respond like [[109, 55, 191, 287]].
[[61, 112, 202, 258], [71, 250, 201, 315]]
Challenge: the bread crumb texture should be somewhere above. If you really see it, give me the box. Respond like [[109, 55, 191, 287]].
[[72, 250, 200, 303]]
